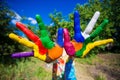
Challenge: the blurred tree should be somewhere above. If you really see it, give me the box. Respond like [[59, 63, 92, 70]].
[[0, 0, 27, 63], [48, 10, 63, 40], [109, 0, 120, 52], [48, 10, 74, 41]]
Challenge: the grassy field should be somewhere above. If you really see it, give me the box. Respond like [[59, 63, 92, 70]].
[[0, 58, 52, 80], [0, 53, 120, 80], [75, 53, 120, 80]]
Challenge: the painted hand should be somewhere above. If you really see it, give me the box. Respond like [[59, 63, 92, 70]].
[[63, 11, 114, 57], [9, 15, 64, 63]]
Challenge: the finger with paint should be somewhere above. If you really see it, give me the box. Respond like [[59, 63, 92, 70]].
[[64, 28, 75, 56], [36, 15, 64, 62], [63, 11, 84, 56], [9, 16, 64, 63], [82, 11, 100, 39], [73, 11, 84, 42], [75, 19, 114, 57]]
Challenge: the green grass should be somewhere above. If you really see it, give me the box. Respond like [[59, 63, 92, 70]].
[[95, 73, 107, 80], [75, 53, 98, 65], [0, 58, 52, 80]]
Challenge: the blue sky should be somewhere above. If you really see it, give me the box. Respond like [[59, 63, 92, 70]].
[[6, 0, 88, 25]]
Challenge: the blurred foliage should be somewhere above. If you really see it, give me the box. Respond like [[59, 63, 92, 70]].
[[0, 0, 27, 64], [48, 0, 120, 53], [48, 10, 74, 41], [110, 0, 120, 52]]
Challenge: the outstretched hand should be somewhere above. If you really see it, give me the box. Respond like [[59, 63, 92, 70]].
[[9, 15, 64, 63], [63, 11, 113, 57]]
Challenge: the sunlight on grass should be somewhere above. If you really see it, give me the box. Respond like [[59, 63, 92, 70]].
[[0, 58, 52, 80], [75, 53, 96, 65], [95, 73, 107, 80]]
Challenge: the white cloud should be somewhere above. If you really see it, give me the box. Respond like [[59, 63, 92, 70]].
[[10, 10, 22, 25], [49, 22, 54, 26], [9, 10, 37, 25], [11, 19, 18, 24], [28, 17, 37, 24]]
